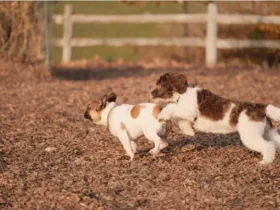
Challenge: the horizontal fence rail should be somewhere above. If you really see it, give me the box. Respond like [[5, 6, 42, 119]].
[[53, 38, 280, 49], [216, 39, 280, 49], [53, 14, 208, 24], [217, 14, 280, 25], [52, 37, 280, 49], [52, 3, 280, 67], [52, 38, 206, 47], [52, 14, 280, 25]]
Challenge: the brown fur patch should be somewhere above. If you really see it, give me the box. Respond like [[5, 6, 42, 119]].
[[197, 89, 231, 121], [197, 89, 268, 124], [130, 104, 145, 119], [230, 102, 267, 126], [88, 101, 100, 110], [151, 73, 188, 99], [152, 105, 162, 119], [120, 122, 126, 130], [157, 73, 188, 94]]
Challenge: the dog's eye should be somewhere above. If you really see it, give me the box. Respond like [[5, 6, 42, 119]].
[[96, 106, 102, 112]]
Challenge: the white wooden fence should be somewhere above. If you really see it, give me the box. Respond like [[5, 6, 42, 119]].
[[52, 3, 280, 67]]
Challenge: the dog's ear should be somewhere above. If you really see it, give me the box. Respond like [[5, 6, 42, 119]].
[[97, 94, 107, 111], [107, 92, 117, 102], [169, 73, 188, 94], [101, 94, 108, 106]]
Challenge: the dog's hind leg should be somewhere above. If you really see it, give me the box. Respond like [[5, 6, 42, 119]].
[[238, 112, 276, 164], [130, 140, 137, 154], [143, 129, 162, 157], [118, 130, 134, 160], [158, 120, 171, 150]]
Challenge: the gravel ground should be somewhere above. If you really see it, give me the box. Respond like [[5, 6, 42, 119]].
[[1, 61, 280, 209]]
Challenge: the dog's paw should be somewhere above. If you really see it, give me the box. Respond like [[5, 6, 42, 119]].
[[259, 159, 273, 164], [177, 120, 196, 136], [160, 140, 169, 150], [181, 128, 195, 136], [128, 154, 134, 161], [149, 148, 160, 157], [125, 152, 134, 161], [130, 141, 137, 154]]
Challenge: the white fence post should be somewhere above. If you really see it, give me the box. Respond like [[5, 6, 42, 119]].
[[62, 4, 73, 63], [206, 2, 218, 68]]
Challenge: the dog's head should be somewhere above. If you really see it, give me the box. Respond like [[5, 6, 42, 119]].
[[150, 73, 188, 104], [84, 92, 117, 123]]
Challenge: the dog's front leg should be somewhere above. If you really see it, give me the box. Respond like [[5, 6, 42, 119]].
[[158, 103, 177, 121], [118, 131, 134, 161], [178, 119, 195, 136]]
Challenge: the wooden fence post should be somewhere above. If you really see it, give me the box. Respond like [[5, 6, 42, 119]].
[[62, 4, 73, 62], [206, 2, 218, 68]]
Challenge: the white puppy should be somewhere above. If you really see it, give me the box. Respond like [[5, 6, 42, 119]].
[[150, 73, 280, 164], [84, 93, 171, 160]]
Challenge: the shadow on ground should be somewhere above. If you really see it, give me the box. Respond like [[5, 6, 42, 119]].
[[50, 65, 258, 81], [171, 132, 242, 150], [136, 131, 242, 158], [51, 65, 190, 81]]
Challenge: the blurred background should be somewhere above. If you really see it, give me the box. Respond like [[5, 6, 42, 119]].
[[0, 1, 279, 67]]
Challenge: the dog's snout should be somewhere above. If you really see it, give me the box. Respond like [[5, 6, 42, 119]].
[[84, 110, 91, 120]]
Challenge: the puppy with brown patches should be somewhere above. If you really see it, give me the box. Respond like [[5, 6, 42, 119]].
[[150, 73, 280, 164], [84, 93, 171, 160]]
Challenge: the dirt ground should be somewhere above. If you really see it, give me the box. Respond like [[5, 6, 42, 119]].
[[1, 61, 280, 210]]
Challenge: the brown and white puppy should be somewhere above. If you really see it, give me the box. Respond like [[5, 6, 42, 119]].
[[150, 73, 280, 164], [84, 93, 171, 160]]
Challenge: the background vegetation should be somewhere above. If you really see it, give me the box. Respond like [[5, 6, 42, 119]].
[[0, 2, 44, 62], [51, 1, 207, 63], [51, 1, 280, 66], [0, 1, 279, 66]]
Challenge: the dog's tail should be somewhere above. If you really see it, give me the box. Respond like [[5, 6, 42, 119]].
[[266, 105, 280, 121]]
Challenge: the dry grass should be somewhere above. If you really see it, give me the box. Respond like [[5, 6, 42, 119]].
[[0, 2, 44, 63]]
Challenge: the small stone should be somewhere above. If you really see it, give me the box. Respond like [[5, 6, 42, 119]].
[[80, 203, 88, 208], [45, 147, 56, 152], [181, 144, 195, 152], [0, 197, 6, 204]]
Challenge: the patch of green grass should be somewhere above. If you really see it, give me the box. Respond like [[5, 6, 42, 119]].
[[51, 1, 206, 62]]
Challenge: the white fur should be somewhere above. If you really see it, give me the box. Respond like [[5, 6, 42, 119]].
[[266, 105, 280, 121], [177, 119, 195, 136], [158, 87, 199, 122], [155, 86, 280, 164], [96, 103, 169, 160], [237, 111, 276, 164]]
